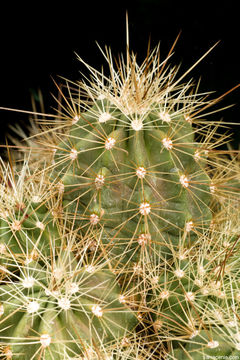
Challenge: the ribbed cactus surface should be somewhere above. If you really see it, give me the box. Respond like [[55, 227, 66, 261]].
[[54, 71, 213, 265], [0, 234, 137, 358]]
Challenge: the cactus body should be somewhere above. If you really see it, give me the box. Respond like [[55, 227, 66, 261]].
[[0, 250, 137, 358], [54, 97, 212, 264], [0, 37, 240, 359]]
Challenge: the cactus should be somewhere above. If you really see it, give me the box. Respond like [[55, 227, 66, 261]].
[[0, 236, 137, 359], [0, 30, 240, 359], [52, 50, 215, 264]]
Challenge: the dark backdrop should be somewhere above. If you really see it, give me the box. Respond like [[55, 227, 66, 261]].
[[1, 1, 239, 147]]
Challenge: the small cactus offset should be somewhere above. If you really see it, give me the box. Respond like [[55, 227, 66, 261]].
[[0, 28, 240, 359]]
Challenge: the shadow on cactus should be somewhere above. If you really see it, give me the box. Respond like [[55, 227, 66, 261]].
[[0, 24, 240, 359]]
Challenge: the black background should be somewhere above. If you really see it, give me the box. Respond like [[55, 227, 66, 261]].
[[1, 1, 240, 147]]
